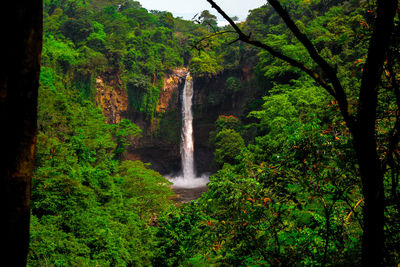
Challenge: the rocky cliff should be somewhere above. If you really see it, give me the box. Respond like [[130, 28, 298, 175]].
[[126, 68, 188, 174], [95, 71, 128, 124], [192, 67, 260, 174], [96, 67, 261, 175]]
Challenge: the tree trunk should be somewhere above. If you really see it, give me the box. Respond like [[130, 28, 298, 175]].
[[0, 1, 42, 265], [355, 0, 397, 265], [353, 131, 385, 266]]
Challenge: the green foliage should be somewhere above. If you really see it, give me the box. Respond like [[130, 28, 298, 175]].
[[126, 73, 161, 120], [153, 203, 212, 266], [209, 115, 243, 165], [249, 78, 328, 155], [215, 115, 241, 133], [118, 160, 173, 219], [60, 17, 94, 44], [214, 129, 245, 167], [158, 12, 175, 29], [113, 119, 142, 158], [198, 10, 218, 31], [226, 76, 242, 94], [41, 35, 79, 73], [155, 109, 182, 145], [190, 52, 224, 76]]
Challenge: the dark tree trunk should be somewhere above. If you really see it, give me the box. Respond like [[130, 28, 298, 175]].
[[355, 0, 397, 265], [353, 132, 384, 266], [0, 1, 42, 265]]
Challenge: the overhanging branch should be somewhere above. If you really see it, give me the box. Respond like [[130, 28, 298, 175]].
[[268, 0, 354, 130], [191, 30, 235, 51], [205, 0, 336, 97]]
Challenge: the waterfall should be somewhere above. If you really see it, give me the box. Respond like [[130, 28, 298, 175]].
[[168, 72, 209, 188], [181, 73, 195, 180]]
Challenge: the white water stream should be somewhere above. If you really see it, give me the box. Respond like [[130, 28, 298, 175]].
[[168, 73, 209, 188]]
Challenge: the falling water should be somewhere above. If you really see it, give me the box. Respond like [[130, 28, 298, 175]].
[[169, 72, 209, 188], [181, 73, 195, 180]]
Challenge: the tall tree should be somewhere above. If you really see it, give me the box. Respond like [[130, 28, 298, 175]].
[[205, 0, 398, 265], [0, 1, 42, 265], [198, 10, 218, 31]]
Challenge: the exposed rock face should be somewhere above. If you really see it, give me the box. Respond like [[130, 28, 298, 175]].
[[95, 71, 128, 124], [157, 68, 187, 113], [192, 68, 260, 174], [127, 68, 188, 175]]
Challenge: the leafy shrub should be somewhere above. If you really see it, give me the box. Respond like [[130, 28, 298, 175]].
[[214, 129, 245, 167]]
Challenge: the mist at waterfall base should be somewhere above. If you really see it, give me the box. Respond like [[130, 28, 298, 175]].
[[167, 73, 209, 189]]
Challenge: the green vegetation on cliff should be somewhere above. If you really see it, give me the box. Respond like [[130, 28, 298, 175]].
[[42, 0, 191, 120]]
